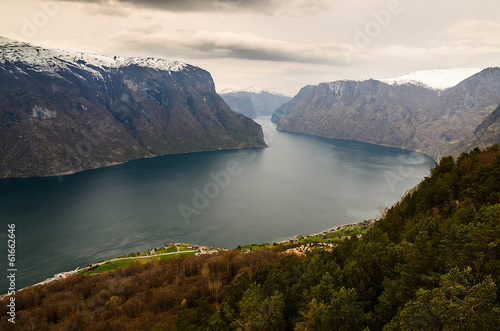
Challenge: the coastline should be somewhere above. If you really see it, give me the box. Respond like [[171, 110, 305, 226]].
[[0, 145, 268, 180], [276, 218, 378, 244], [1, 218, 379, 298], [275, 127, 435, 161]]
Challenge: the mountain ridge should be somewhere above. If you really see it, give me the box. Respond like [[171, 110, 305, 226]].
[[0, 36, 189, 74]]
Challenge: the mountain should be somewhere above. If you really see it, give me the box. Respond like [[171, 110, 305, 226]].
[[459, 103, 500, 152], [411, 68, 500, 157], [220, 87, 291, 119], [0, 37, 266, 178], [219, 93, 257, 118], [380, 67, 483, 90], [273, 80, 440, 148], [273, 68, 500, 159], [271, 85, 316, 124]]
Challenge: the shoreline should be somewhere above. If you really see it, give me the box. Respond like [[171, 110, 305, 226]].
[[2, 219, 379, 298], [275, 218, 379, 245], [275, 127, 436, 161], [0, 145, 268, 180]]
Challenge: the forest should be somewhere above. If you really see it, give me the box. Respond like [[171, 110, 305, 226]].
[[1, 145, 500, 330]]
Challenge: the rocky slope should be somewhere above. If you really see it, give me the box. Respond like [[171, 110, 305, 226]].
[[411, 68, 500, 157], [220, 88, 291, 118], [273, 68, 500, 159], [458, 103, 500, 152], [0, 37, 266, 178], [271, 85, 316, 124]]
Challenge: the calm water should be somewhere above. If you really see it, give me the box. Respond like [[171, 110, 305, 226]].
[[0, 117, 434, 289]]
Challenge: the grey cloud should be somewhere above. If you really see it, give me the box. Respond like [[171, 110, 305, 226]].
[[112, 30, 345, 64], [59, 0, 331, 15], [121, 0, 245, 12]]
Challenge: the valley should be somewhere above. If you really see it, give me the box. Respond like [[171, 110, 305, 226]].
[[0, 30, 499, 330]]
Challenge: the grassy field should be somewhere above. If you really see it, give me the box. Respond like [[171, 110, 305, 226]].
[[85, 251, 196, 274]]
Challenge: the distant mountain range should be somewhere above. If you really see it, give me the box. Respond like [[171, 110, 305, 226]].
[[272, 68, 500, 159], [0, 37, 266, 178], [219, 88, 291, 119]]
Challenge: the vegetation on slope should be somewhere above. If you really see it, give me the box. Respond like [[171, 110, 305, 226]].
[[1, 146, 500, 330]]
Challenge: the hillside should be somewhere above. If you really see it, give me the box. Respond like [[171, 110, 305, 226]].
[[273, 68, 500, 159], [459, 103, 500, 152], [2, 145, 499, 330], [0, 37, 266, 178], [275, 80, 439, 149]]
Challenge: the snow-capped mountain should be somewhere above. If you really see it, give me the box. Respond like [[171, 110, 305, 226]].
[[380, 68, 483, 90], [0, 36, 265, 178], [0, 36, 188, 77]]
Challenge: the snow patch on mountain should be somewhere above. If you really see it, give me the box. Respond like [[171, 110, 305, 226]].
[[0, 36, 188, 76], [380, 68, 483, 90]]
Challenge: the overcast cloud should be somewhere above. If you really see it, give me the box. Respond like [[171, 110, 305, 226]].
[[0, 0, 498, 95], [111, 29, 346, 64], [59, 0, 332, 15]]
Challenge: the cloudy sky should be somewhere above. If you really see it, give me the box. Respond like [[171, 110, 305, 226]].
[[0, 0, 499, 95]]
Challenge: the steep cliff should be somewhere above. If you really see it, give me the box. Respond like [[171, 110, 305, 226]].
[[0, 37, 266, 178], [411, 68, 500, 157], [274, 80, 438, 148], [273, 68, 500, 158], [459, 103, 500, 152], [271, 85, 316, 123]]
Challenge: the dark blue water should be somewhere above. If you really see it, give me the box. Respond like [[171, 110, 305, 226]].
[[0, 117, 434, 289]]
